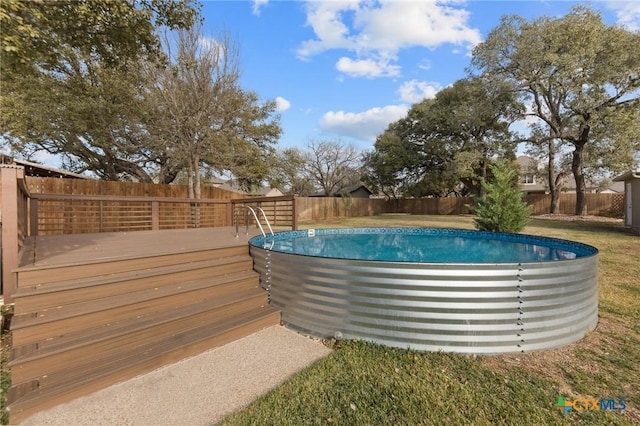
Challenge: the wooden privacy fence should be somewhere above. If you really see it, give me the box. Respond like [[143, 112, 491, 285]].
[[525, 193, 624, 217], [295, 193, 624, 221], [25, 176, 240, 199]]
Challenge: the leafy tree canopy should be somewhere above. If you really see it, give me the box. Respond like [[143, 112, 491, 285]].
[[367, 77, 521, 198], [1, 0, 199, 76], [471, 5, 640, 214], [1, 5, 282, 194], [1, 0, 199, 181]]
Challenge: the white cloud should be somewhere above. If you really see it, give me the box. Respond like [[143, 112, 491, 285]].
[[397, 80, 442, 103], [297, 0, 482, 77], [252, 0, 268, 16], [297, 1, 358, 58], [319, 104, 409, 141], [336, 57, 401, 78], [275, 96, 291, 111], [417, 60, 432, 71], [603, 0, 640, 31]]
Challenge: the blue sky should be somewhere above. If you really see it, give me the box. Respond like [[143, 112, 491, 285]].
[[200, 0, 640, 153]]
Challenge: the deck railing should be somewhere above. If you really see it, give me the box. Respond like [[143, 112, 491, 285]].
[[26, 193, 296, 236], [231, 195, 297, 230], [1, 165, 31, 302], [29, 194, 231, 235], [0, 170, 297, 302]]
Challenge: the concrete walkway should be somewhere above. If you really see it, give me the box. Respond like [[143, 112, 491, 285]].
[[20, 326, 331, 425]]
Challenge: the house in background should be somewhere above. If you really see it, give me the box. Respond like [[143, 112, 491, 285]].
[[613, 169, 640, 234], [336, 183, 373, 198], [215, 179, 284, 197], [516, 156, 547, 194], [515, 155, 603, 194], [311, 183, 373, 198]]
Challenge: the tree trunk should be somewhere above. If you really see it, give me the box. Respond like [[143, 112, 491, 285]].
[[194, 166, 201, 199], [549, 183, 561, 214], [479, 159, 487, 198], [572, 143, 588, 216], [550, 175, 562, 214], [547, 140, 559, 214], [189, 157, 202, 228], [187, 163, 195, 199]]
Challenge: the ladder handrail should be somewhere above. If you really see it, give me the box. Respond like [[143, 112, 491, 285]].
[[234, 206, 274, 245]]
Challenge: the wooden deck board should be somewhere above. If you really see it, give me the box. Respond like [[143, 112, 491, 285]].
[[18, 227, 265, 269]]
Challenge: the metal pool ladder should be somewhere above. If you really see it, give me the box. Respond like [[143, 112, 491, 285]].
[[234, 206, 275, 248]]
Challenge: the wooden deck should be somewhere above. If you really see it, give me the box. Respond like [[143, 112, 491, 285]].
[[18, 227, 263, 269], [8, 227, 280, 423]]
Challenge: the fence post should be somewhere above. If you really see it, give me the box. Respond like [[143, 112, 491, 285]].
[[292, 197, 298, 230], [1, 165, 22, 303], [30, 197, 39, 236], [272, 200, 277, 226], [151, 201, 159, 230], [227, 201, 234, 228], [99, 200, 104, 232]]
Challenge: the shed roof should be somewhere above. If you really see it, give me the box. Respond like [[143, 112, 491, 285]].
[[613, 170, 640, 181], [0, 156, 92, 179]]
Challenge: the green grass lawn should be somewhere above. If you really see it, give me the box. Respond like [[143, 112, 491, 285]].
[[221, 215, 639, 426]]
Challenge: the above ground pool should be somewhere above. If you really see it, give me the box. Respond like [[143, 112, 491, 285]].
[[249, 228, 599, 354]]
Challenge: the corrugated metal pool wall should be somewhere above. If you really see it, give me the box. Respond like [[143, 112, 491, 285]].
[[250, 247, 598, 354]]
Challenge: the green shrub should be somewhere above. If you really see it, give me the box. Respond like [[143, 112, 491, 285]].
[[471, 160, 531, 233]]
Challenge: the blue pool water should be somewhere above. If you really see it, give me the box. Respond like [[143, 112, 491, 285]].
[[251, 228, 598, 263]]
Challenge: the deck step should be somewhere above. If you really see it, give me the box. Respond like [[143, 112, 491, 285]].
[[10, 289, 270, 384], [13, 254, 252, 298], [12, 255, 254, 314], [11, 270, 261, 345], [16, 245, 249, 287], [8, 234, 282, 425], [8, 306, 281, 423]]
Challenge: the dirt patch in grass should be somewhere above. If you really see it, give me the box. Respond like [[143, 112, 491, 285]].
[[534, 214, 623, 224], [620, 245, 640, 256], [482, 314, 640, 422]]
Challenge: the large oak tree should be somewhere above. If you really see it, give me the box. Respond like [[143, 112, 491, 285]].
[[1, 0, 199, 180], [1, 0, 198, 75], [472, 6, 640, 215], [367, 77, 521, 198]]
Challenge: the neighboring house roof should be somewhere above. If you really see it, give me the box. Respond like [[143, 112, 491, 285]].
[[311, 183, 373, 198], [337, 184, 373, 198], [258, 187, 284, 197], [207, 176, 227, 186], [516, 156, 546, 193], [600, 181, 625, 194], [218, 179, 284, 197], [515, 155, 540, 172], [1, 155, 91, 179]]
